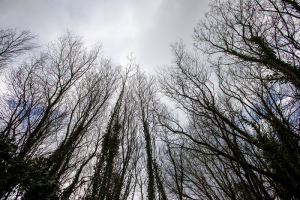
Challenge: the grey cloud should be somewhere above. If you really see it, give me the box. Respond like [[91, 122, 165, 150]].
[[0, 0, 210, 71]]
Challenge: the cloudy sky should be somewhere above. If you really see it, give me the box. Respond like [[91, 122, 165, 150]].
[[1, 0, 210, 72]]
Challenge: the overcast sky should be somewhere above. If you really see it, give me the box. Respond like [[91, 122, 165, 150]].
[[0, 0, 210, 72]]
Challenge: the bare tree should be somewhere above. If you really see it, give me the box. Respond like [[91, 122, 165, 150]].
[[194, 0, 300, 90], [158, 41, 300, 199], [0, 31, 121, 199], [88, 66, 143, 200], [130, 69, 168, 200], [0, 28, 37, 71]]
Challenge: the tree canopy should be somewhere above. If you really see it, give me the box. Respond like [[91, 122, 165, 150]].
[[1, 0, 300, 199]]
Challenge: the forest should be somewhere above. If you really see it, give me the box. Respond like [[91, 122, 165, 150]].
[[1, 0, 300, 199]]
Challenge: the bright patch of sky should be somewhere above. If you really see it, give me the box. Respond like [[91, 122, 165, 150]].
[[0, 0, 210, 72]]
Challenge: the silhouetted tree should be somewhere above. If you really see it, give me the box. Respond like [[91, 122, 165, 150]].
[[0, 31, 120, 199], [0, 28, 37, 71], [159, 39, 300, 199]]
